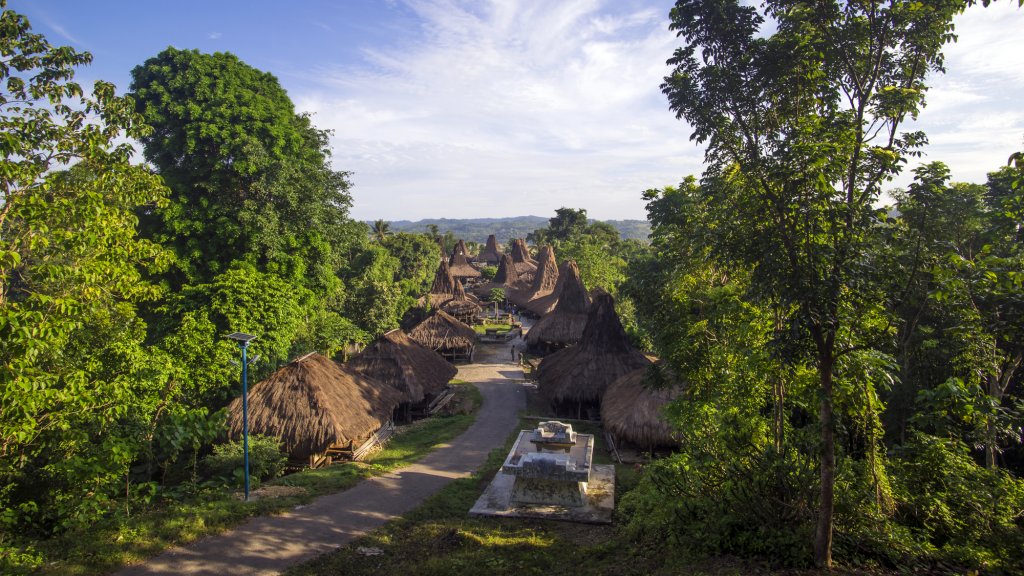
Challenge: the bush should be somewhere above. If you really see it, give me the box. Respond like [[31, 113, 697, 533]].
[[200, 435, 287, 488]]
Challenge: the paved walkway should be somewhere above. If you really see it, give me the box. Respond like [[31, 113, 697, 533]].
[[115, 340, 527, 576]]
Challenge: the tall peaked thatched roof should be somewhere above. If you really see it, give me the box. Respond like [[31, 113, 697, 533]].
[[473, 253, 518, 298], [509, 245, 558, 308], [448, 240, 481, 278], [430, 260, 459, 295], [409, 309, 477, 352], [602, 364, 683, 448], [348, 330, 457, 403], [526, 260, 590, 348], [537, 290, 651, 405], [510, 238, 537, 283], [524, 258, 576, 316], [226, 353, 403, 460], [477, 234, 502, 265]]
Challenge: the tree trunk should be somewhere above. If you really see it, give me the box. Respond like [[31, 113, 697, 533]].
[[814, 353, 835, 568]]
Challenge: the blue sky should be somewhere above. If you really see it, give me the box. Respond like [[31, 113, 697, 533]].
[[13, 0, 1024, 221]]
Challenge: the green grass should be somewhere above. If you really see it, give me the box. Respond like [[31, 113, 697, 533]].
[[472, 324, 514, 335], [22, 382, 482, 576], [285, 417, 837, 576], [285, 418, 696, 576]]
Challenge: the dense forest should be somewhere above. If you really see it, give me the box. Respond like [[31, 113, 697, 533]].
[[1, 0, 1022, 574]]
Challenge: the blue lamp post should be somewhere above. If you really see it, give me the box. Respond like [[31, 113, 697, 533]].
[[226, 332, 257, 501]]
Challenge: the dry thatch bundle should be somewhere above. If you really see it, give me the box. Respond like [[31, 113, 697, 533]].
[[430, 260, 460, 295], [448, 240, 481, 279], [524, 258, 577, 316], [526, 260, 590, 350], [476, 234, 502, 265], [509, 244, 558, 308], [226, 353, 403, 461], [601, 365, 683, 449], [347, 329, 457, 403], [408, 309, 477, 362], [537, 290, 651, 406]]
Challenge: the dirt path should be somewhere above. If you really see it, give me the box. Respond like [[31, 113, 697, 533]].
[[114, 339, 528, 576]]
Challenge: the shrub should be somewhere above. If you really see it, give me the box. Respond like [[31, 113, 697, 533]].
[[200, 435, 287, 488]]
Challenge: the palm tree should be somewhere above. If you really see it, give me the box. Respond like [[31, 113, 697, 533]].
[[371, 219, 391, 242]]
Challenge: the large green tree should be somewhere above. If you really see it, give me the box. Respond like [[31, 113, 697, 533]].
[[0, 3, 171, 535], [662, 0, 987, 566], [129, 47, 357, 293]]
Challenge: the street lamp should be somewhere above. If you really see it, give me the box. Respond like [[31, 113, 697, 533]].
[[226, 332, 257, 501]]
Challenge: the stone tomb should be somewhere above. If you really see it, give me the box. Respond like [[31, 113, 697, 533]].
[[470, 421, 615, 524]]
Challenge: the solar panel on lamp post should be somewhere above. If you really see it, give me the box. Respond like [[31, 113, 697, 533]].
[[225, 332, 257, 501]]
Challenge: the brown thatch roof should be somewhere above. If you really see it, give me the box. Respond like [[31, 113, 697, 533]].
[[430, 260, 460, 295], [537, 290, 651, 404], [408, 309, 477, 352], [476, 234, 502, 265], [226, 353, 403, 460], [601, 365, 683, 448], [509, 244, 558, 307], [526, 260, 591, 348], [441, 296, 482, 321], [473, 253, 518, 297], [510, 238, 537, 282], [448, 240, 481, 278], [347, 330, 457, 403]]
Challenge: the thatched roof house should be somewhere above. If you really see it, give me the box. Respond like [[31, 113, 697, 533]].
[[510, 238, 537, 283], [537, 290, 651, 417], [409, 309, 477, 363], [509, 244, 558, 309], [472, 253, 519, 299], [525, 260, 590, 352], [601, 365, 683, 450], [441, 296, 481, 325], [448, 240, 481, 279], [476, 234, 502, 265], [424, 260, 475, 309], [347, 329, 457, 405], [226, 353, 403, 464]]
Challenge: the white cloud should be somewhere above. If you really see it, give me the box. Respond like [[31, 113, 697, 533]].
[[294, 0, 1024, 221], [208, 32, 223, 39], [295, 0, 692, 221]]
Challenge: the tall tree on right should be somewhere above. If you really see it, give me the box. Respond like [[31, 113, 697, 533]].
[[661, 0, 994, 567]]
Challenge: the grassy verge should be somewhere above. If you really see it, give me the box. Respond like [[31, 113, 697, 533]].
[[286, 417, 690, 576], [27, 382, 482, 576], [286, 417, 839, 576]]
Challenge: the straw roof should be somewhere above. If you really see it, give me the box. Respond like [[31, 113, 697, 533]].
[[476, 234, 502, 265], [525, 260, 591, 348], [347, 329, 457, 403], [408, 309, 477, 352], [601, 365, 683, 448], [430, 260, 460, 295], [537, 290, 651, 405], [473, 253, 519, 298], [226, 353, 403, 460], [510, 238, 537, 282], [509, 244, 558, 308], [448, 240, 481, 278], [441, 296, 482, 323]]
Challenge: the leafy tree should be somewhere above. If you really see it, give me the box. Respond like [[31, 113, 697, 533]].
[[371, 219, 392, 242], [343, 245, 405, 336], [0, 3, 171, 537], [129, 47, 356, 292], [662, 0, 983, 565], [381, 232, 436, 300]]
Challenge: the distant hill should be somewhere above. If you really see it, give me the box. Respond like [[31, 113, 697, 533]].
[[380, 216, 651, 244]]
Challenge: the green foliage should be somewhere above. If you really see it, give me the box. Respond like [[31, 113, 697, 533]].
[[129, 47, 356, 290], [0, 3, 173, 539], [381, 232, 438, 303], [478, 265, 498, 281], [343, 245, 406, 336], [200, 435, 287, 487], [486, 288, 506, 303]]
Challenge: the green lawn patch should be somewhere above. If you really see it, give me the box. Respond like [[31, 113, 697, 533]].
[[23, 382, 481, 576]]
